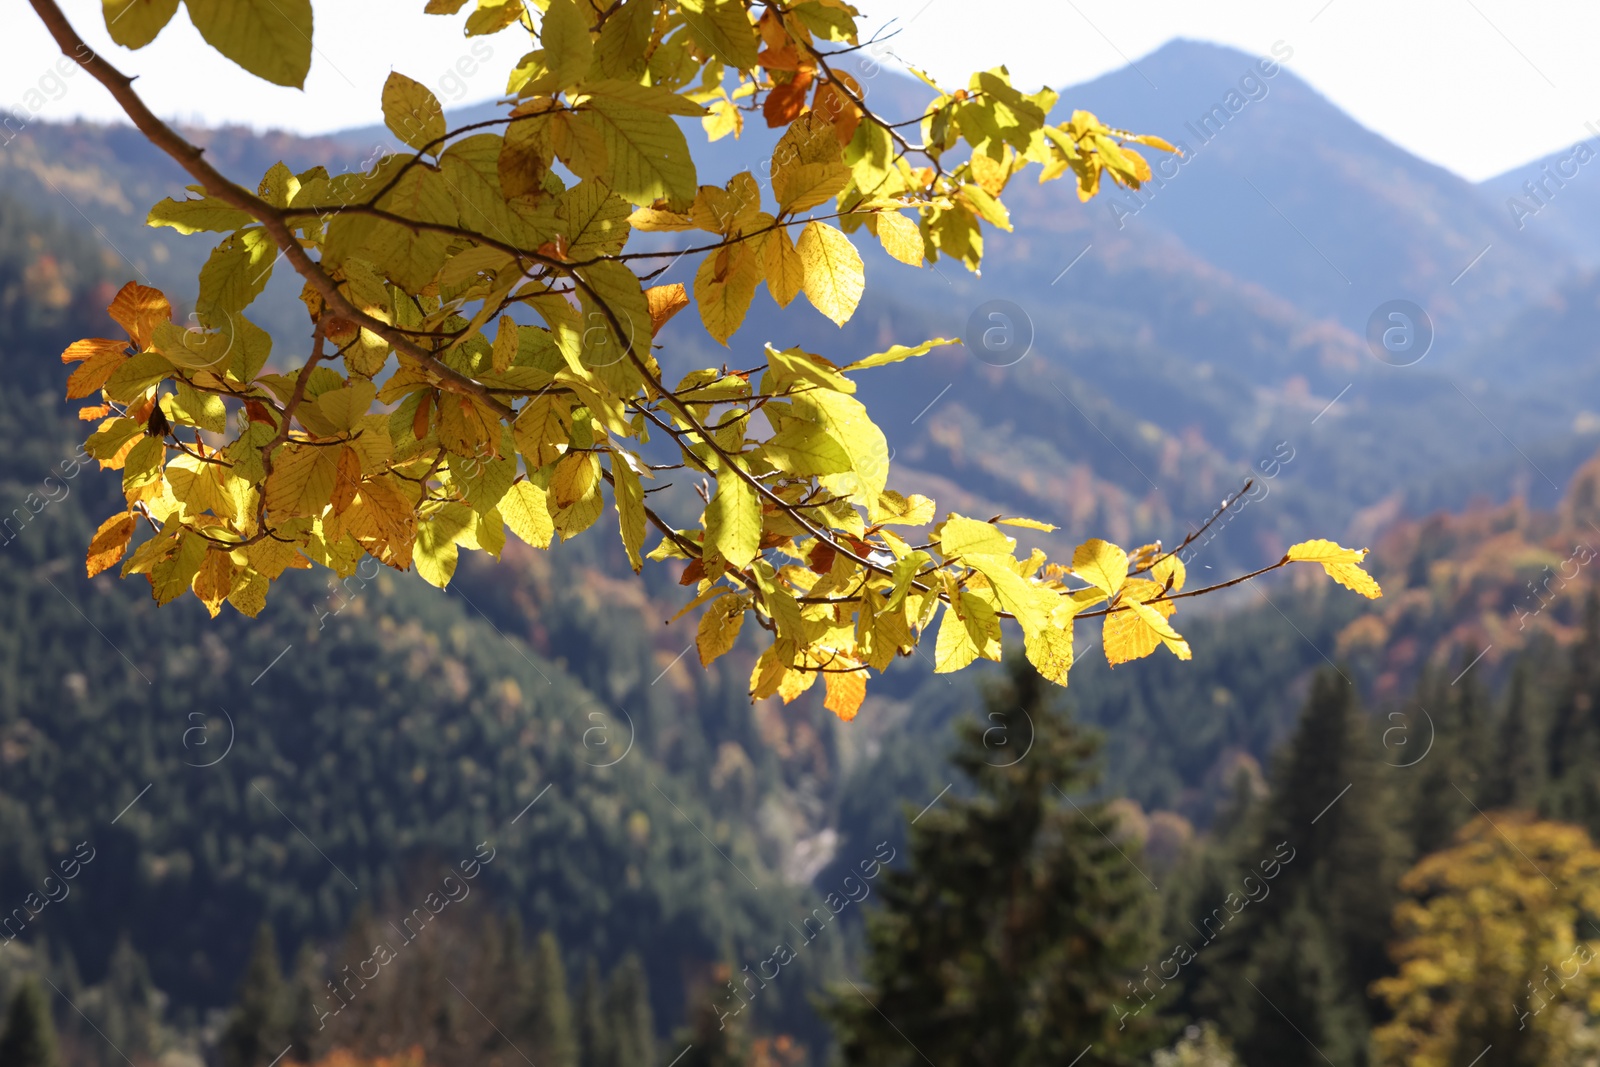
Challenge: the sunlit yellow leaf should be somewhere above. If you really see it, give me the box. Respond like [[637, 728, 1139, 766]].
[[797, 221, 864, 326], [1285, 539, 1383, 599], [1073, 538, 1128, 597]]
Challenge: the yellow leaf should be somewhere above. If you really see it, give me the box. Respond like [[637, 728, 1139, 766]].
[[185, 0, 313, 88], [876, 491, 936, 527], [103, 0, 180, 48], [763, 226, 805, 309], [501, 481, 555, 550], [227, 567, 270, 618], [776, 161, 849, 215], [777, 661, 818, 703], [678, 0, 759, 71], [86, 512, 137, 578], [694, 244, 763, 345], [843, 337, 954, 372], [265, 445, 339, 518], [149, 530, 207, 606], [797, 221, 864, 326], [823, 666, 867, 721], [191, 548, 237, 618], [611, 452, 646, 572], [933, 593, 1000, 673], [1285, 538, 1383, 599], [875, 210, 925, 266], [1103, 581, 1190, 666], [996, 516, 1058, 532], [939, 516, 1014, 560], [551, 451, 600, 509], [705, 470, 761, 569], [1073, 538, 1128, 597], [750, 645, 787, 700], [1151, 553, 1186, 592], [513, 393, 573, 470], [703, 97, 743, 142], [1024, 620, 1075, 685], [382, 72, 446, 152], [697, 594, 747, 666]]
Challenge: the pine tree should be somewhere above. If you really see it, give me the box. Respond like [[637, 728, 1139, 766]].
[[1482, 661, 1544, 810], [604, 955, 655, 1067], [1547, 592, 1600, 830], [824, 658, 1171, 1067], [1197, 671, 1405, 1067], [284, 943, 325, 1065], [523, 932, 577, 1067], [578, 958, 607, 1067], [673, 971, 749, 1067], [221, 924, 289, 1067], [0, 978, 60, 1067]]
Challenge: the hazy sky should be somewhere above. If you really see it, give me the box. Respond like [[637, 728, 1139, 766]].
[[3, 0, 1596, 181]]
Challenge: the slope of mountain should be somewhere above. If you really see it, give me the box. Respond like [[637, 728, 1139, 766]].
[[1481, 135, 1600, 266], [1061, 39, 1571, 342]]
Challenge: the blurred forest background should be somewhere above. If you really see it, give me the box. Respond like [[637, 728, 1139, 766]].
[[5, 38, 1600, 1067]]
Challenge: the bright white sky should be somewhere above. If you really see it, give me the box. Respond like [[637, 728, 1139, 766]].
[[3, 0, 1596, 181]]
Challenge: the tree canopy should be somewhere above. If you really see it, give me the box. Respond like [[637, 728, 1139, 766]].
[[30, 0, 1380, 711]]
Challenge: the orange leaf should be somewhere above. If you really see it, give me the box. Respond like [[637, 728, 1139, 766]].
[[106, 281, 171, 350], [645, 283, 690, 332], [764, 71, 814, 128], [61, 338, 129, 400], [823, 665, 866, 721], [813, 80, 860, 145], [86, 511, 138, 578]]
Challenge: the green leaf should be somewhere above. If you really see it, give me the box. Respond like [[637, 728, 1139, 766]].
[[104, 0, 181, 48], [761, 422, 852, 476], [414, 512, 464, 588], [104, 352, 175, 402], [382, 72, 446, 152], [705, 468, 760, 569], [196, 228, 277, 326], [787, 388, 887, 514], [539, 0, 594, 89], [579, 83, 699, 206], [844, 337, 957, 372], [147, 195, 254, 235], [184, 0, 314, 88], [677, 0, 759, 71]]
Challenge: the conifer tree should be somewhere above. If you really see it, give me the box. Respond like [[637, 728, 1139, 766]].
[[523, 932, 577, 1067], [0, 978, 60, 1067], [578, 959, 607, 1067], [824, 658, 1170, 1066], [1482, 661, 1544, 810], [673, 967, 749, 1067], [284, 943, 324, 1065], [604, 955, 655, 1067], [1198, 671, 1404, 1067], [221, 924, 289, 1067]]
